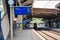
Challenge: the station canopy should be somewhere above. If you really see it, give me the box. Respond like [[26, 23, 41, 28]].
[[33, 1, 60, 9], [30, 1, 60, 19]]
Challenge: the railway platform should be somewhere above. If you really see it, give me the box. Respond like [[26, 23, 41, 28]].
[[13, 29, 42, 40]]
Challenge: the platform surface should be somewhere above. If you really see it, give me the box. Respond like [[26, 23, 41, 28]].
[[13, 29, 42, 40]]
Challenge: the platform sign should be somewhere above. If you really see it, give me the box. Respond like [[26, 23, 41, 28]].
[[8, 0, 14, 5], [0, 11, 4, 40], [14, 6, 31, 15]]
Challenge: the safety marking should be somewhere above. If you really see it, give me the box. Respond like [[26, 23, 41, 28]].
[[32, 29, 46, 40]]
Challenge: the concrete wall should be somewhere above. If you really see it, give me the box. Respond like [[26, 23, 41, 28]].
[[1, 14, 9, 40]]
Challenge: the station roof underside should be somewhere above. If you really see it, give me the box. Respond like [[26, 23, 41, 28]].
[[30, 8, 60, 19]]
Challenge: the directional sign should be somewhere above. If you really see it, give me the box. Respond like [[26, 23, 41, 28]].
[[14, 6, 31, 15]]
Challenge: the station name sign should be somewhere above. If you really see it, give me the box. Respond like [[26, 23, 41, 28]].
[[14, 6, 31, 15]]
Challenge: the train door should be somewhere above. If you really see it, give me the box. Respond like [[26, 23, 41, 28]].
[[34, 23, 37, 29]]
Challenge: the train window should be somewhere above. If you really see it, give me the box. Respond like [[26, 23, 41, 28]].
[[0, 0, 6, 19]]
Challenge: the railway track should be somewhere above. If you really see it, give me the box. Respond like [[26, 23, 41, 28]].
[[48, 30, 60, 36], [36, 30, 60, 40]]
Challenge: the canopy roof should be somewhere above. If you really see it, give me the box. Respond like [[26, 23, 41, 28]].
[[33, 1, 60, 9]]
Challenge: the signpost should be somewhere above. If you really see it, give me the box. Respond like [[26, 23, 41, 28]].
[[8, 0, 31, 40], [14, 6, 31, 29], [8, 0, 14, 40]]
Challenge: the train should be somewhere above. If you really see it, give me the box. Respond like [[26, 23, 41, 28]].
[[29, 22, 49, 29]]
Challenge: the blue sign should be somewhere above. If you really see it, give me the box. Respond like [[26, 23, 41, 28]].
[[14, 6, 31, 15]]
